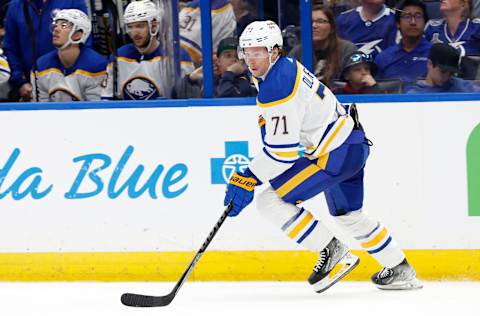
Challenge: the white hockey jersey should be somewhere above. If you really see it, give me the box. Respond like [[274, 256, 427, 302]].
[[101, 43, 194, 100], [179, 0, 236, 63], [33, 46, 108, 102], [250, 57, 355, 183]]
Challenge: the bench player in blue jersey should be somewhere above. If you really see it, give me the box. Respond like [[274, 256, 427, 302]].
[[224, 20, 423, 293]]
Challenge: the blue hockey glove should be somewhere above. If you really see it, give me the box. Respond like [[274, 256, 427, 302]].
[[224, 168, 260, 217]]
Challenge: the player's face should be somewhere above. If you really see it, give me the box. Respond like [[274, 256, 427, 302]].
[[345, 63, 371, 86], [217, 50, 239, 74], [398, 5, 426, 38], [51, 19, 73, 48], [127, 21, 150, 48], [312, 10, 331, 43], [243, 47, 271, 77]]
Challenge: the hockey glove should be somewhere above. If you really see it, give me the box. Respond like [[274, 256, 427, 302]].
[[224, 168, 261, 217]]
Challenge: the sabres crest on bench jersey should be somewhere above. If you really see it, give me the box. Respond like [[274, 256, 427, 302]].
[[101, 43, 194, 100], [33, 47, 108, 101]]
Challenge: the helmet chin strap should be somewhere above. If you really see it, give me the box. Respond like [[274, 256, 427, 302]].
[[59, 29, 83, 50]]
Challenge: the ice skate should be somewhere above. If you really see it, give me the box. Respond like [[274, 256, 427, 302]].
[[308, 237, 360, 293], [371, 258, 423, 290]]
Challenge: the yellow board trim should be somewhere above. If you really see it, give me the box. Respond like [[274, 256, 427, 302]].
[[287, 212, 313, 239], [257, 61, 302, 108], [0, 250, 479, 281], [276, 164, 319, 197], [361, 228, 388, 248]]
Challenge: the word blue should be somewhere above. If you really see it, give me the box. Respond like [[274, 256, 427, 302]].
[[65, 145, 188, 199]]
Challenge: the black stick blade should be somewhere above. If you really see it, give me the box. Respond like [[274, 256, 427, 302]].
[[121, 293, 174, 307]]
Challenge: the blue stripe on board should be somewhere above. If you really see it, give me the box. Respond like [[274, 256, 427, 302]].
[[1, 93, 480, 111]]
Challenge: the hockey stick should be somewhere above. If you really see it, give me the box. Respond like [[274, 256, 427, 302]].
[[121, 202, 233, 307]]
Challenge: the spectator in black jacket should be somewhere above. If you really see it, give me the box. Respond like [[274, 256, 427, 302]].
[[174, 37, 257, 98]]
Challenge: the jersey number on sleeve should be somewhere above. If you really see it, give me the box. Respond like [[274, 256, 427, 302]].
[[180, 16, 197, 31], [272, 116, 288, 135]]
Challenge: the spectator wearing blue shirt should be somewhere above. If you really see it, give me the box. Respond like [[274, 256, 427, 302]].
[[375, 0, 431, 90], [3, 0, 90, 101], [425, 0, 480, 56], [336, 0, 398, 59], [407, 43, 480, 93]]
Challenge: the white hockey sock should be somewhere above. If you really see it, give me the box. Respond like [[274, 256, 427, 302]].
[[256, 187, 334, 251], [335, 210, 405, 268]]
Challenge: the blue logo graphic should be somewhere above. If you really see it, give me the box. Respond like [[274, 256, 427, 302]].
[[211, 141, 253, 184]]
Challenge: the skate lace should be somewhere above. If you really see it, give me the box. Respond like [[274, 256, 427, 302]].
[[313, 248, 329, 272], [378, 267, 394, 279]]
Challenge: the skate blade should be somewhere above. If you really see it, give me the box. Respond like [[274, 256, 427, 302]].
[[376, 278, 423, 290], [312, 253, 360, 293]]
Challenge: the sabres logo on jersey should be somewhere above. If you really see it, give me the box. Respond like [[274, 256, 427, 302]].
[[123, 76, 161, 100], [49, 88, 80, 102]]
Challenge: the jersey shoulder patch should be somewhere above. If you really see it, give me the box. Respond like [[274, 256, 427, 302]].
[[471, 18, 480, 24], [257, 58, 300, 107]]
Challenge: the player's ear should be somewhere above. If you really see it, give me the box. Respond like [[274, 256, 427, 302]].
[[72, 30, 83, 41]]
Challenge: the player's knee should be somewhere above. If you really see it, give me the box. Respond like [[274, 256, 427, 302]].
[[334, 208, 374, 230]]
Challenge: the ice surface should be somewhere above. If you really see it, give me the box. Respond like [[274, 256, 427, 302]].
[[0, 281, 477, 316]]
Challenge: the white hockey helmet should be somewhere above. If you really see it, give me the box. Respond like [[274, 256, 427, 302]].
[[52, 9, 91, 46], [124, 0, 159, 25], [239, 20, 283, 54]]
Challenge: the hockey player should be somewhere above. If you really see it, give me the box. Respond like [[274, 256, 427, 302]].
[[101, 0, 194, 100], [179, 0, 236, 64], [33, 9, 107, 102], [224, 20, 423, 292]]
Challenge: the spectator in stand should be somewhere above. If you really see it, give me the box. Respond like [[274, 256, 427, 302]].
[[336, 0, 398, 58], [179, 0, 236, 64], [407, 43, 480, 92], [289, 4, 356, 86], [334, 51, 400, 94], [230, 0, 257, 36], [375, 0, 431, 90], [3, 0, 90, 102], [33, 10, 107, 102], [425, 0, 480, 56], [174, 36, 256, 98], [101, 0, 194, 100]]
